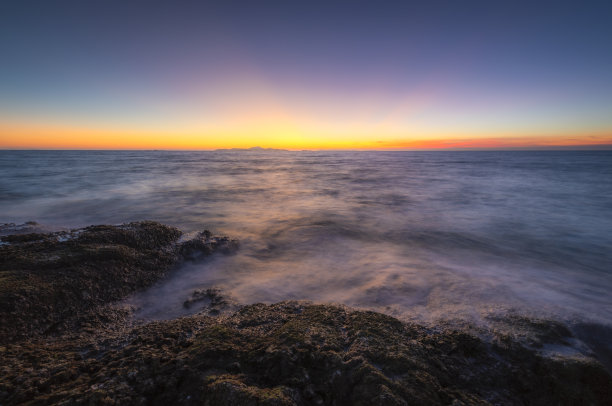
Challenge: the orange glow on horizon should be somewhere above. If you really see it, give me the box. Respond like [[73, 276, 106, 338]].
[[1, 120, 611, 150]]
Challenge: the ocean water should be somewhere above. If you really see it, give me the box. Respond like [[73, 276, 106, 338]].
[[1, 150, 611, 328]]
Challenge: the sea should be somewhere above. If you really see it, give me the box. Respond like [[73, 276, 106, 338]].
[[1, 150, 611, 332]]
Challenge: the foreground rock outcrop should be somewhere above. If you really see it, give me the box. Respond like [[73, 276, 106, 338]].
[[0, 221, 237, 343], [0, 223, 611, 405]]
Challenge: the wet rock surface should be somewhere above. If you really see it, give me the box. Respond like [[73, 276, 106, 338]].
[[0, 221, 44, 237], [0, 223, 611, 405], [0, 221, 237, 343], [183, 287, 237, 316]]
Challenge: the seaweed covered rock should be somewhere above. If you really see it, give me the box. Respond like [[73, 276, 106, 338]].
[[1, 302, 611, 405], [0, 221, 237, 343]]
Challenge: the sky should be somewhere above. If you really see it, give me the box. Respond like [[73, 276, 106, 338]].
[[1, 0, 612, 150]]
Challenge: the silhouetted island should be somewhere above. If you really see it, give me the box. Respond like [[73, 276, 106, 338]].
[[214, 146, 290, 152]]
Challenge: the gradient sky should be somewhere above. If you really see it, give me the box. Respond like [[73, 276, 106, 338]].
[[1, 0, 612, 149]]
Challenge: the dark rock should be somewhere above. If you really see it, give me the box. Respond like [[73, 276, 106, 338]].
[[0, 221, 235, 343], [0, 221, 42, 236], [1, 223, 610, 405], [179, 231, 239, 260], [183, 287, 231, 312], [1, 301, 611, 405]]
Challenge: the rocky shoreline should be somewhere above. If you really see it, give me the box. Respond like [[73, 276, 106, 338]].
[[1, 222, 611, 405]]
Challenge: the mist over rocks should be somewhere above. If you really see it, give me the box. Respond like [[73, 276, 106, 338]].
[[4, 151, 612, 326], [0, 221, 238, 343], [0, 222, 611, 405]]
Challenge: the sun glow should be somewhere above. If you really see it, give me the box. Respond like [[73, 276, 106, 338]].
[[2, 118, 611, 150]]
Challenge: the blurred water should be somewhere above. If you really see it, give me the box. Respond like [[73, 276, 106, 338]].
[[1, 150, 611, 325]]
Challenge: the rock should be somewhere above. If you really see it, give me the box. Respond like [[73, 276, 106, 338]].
[[180, 231, 239, 260], [183, 287, 234, 317], [1, 301, 611, 405], [0, 221, 236, 343], [0, 221, 41, 236], [0, 222, 610, 405]]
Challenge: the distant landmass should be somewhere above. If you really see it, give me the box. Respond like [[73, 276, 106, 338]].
[[213, 146, 289, 152]]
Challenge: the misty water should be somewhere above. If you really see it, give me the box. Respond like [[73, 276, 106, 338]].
[[1, 150, 611, 329]]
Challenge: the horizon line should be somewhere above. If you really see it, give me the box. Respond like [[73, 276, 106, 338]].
[[2, 145, 612, 152]]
